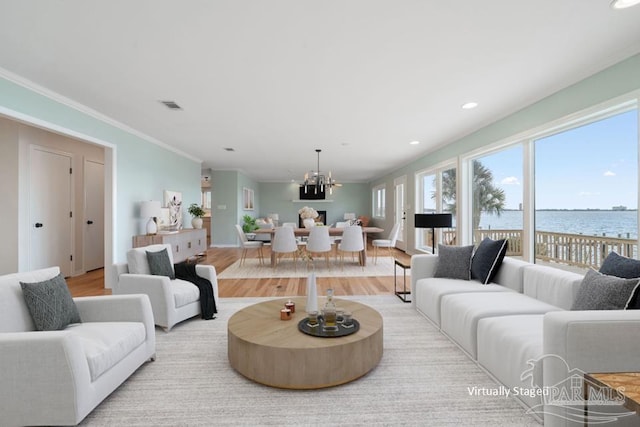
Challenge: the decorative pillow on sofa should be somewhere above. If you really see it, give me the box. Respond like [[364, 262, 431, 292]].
[[20, 273, 82, 331], [571, 269, 640, 310], [599, 251, 640, 279], [471, 238, 508, 284], [146, 248, 175, 280], [434, 245, 474, 280]]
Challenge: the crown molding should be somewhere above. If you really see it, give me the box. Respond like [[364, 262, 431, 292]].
[[0, 66, 202, 163]]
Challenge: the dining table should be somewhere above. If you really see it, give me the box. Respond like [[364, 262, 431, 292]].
[[254, 226, 384, 267]]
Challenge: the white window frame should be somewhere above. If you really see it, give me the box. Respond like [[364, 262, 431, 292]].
[[458, 92, 639, 263]]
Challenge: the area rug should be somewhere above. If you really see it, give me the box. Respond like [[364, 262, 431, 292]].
[[218, 256, 397, 279], [79, 296, 539, 426]]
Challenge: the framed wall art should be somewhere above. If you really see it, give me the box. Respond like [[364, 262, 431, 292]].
[[243, 187, 254, 210]]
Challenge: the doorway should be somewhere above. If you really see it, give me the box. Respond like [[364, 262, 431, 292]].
[[83, 158, 105, 271], [394, 176, 407, 251], [29, 146, 73, 277]]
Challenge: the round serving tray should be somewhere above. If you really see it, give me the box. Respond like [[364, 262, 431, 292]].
[[298, 316, 360, 338]]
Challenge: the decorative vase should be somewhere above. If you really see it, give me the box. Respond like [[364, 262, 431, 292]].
[[306, 273, 318, 313], [192, 217, 203, 229], [303, 218, 315, 229]]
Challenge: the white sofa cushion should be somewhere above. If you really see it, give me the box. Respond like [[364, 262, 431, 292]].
[[522, 264, 583, 310], [415, 278, 511, 327], [66, 321, 146, 381], [477, 314, 545, 415], [440, 292, 562, 359], [172, 279, 201, 308]]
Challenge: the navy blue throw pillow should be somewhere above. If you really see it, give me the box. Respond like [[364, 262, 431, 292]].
[[471, 238, 508, 284]]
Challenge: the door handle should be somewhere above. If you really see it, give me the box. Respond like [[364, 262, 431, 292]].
[[87, 220, 94, 225], [35, 223, 43, 228]]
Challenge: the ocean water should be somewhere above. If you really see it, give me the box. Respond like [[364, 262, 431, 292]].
[[478, 210, 638, 240]]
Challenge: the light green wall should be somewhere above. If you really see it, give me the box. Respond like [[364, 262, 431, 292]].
[[371, 53, 640, 254], [258, 182, 371, 227], [211, 170, 238, 246], [209, 179, 371, 246], [0, 76, 202, 271]]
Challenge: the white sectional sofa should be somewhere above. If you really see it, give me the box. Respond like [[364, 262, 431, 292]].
[[0, 266, 156, 426], [411, 254, 640, 426]]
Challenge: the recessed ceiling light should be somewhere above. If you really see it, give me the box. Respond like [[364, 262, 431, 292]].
[[610, 0, 640, 9], [461, 102, 478, 110], [409, 140, 420, 145]]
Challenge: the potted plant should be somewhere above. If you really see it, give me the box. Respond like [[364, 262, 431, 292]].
[[242, 215, 259, 239], [188, 203, 206, 229]]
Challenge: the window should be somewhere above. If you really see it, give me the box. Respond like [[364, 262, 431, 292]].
[[461, 100, 638, 271], [372, 185, 386, 218], [534, 109, 638, 269], [416, 163, 456, 253], [471, 145, 524, 258]]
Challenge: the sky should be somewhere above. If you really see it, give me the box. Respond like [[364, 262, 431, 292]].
[[478, 109, 638, 210]]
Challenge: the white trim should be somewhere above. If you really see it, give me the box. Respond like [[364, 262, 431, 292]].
[[0, 66, 202, 163]]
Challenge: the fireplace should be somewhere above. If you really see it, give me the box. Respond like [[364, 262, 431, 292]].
[[299, 210, 326, 227]]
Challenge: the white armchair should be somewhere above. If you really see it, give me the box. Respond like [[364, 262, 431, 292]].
[[0, 266, 156, 426], [112, 244, 219, 331]]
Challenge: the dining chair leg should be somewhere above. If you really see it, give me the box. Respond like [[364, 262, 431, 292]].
[[240, 248, 248, 266], [373, 246, 378, 264]]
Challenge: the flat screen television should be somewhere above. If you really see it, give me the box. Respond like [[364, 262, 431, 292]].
[[299, 185, 325, 200]]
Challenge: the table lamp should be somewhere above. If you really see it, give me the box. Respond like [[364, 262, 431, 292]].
[[140, 200, 161, 235], [414, 213, 453, 254]]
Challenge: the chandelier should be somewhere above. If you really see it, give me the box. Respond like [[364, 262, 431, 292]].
[[302, 149, 340, 195]]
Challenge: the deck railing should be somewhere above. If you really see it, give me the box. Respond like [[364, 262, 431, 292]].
[[438, 229, 637, 270]]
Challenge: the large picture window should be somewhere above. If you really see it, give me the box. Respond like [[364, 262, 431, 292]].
[[534, 109, 638, 269], [471, 145, 524, 258]]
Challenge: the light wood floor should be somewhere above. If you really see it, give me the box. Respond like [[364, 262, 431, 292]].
[[66, 242, 412, 298]]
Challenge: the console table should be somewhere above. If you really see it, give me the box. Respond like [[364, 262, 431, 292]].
[[133, 228, 207, 263]]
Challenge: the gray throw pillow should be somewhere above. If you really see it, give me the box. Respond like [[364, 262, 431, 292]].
[[146, 248, 175, 280], [571, 269, 640, 311], [20, 273, 82, 331], [471, 238, 508, 284], [434, 245, 474, 280]]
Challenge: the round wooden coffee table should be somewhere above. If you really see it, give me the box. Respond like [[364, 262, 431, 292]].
[[227, 297, 383, 389]]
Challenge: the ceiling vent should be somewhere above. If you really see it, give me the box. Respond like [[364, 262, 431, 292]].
[[160, 100, 182, 110], [224, 148, 235, 152]]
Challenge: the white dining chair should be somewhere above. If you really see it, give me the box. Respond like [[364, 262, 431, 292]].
[[282, 222, 306, 244], [372, 222, 401, 264], [305, 226, 332, 268], [235, 224, 264, 266], [337, 225, 365, 269], [272, 226, 300, 270]]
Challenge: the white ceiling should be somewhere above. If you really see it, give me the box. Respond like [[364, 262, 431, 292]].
[[1, 1, 640, 183]]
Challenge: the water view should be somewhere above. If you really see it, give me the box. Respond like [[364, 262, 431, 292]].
[[478, 210, 638, 240]]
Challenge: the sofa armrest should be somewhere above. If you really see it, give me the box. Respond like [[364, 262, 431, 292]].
[[542, 310, 640, 426], [74, 294, 156, 339], [410, 255, 438, 308], [0, 331, 90, 423], [195, 264, 219, 302]]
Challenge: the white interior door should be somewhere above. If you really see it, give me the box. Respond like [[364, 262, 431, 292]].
[[83, 159, 104, 271], [394, 176, 407, 251], [30, 147, 73, 277]]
